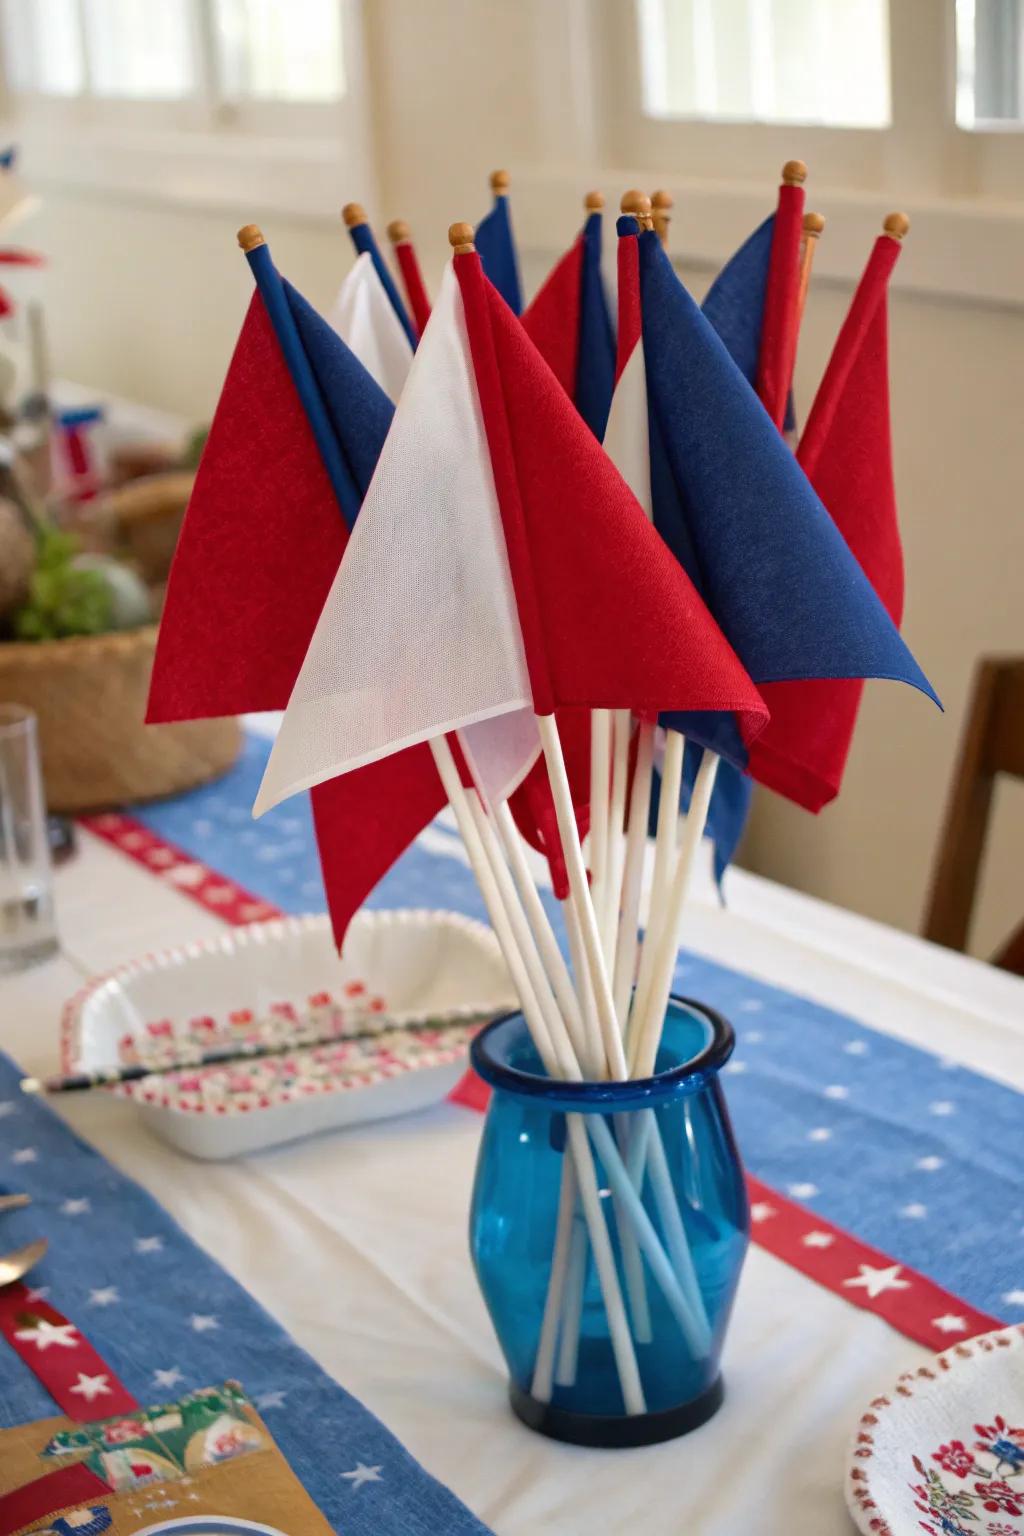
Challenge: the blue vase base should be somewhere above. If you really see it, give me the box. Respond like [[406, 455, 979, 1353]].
[[508, 1373, 724, 1448]]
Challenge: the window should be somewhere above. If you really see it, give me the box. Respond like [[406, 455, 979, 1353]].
[[0, 0, 345, 112], [0, 0, 366, 221], [956, 0, 1024, 126], [638, 0, 891, 129]]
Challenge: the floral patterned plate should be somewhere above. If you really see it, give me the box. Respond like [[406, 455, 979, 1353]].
[[846, 1325, 1024, 1536]]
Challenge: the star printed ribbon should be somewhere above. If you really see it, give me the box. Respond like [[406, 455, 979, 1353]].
[[0, 1284, 140, 1422]]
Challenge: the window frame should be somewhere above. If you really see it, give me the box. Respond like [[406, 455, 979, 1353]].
[[0, 0, 369, 219], [594, 0, 1024, 201]]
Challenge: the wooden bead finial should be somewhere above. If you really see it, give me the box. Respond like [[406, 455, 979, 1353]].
[[490, 169, 511, 195], [237, 224, 265, 253], [883, 211, 910, 241], [342, 202, 367, 229], [387, 218, 411, 245], [620, 189, 651, 217], [448, 221, 475, 254], [584, 190, 604, 211], [782, 159, 807, 186], [651, 189, 673, 246], [803, 211, 826, 238]]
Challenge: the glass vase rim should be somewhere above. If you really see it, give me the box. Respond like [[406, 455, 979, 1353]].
[[470, 995, 735, 1112]]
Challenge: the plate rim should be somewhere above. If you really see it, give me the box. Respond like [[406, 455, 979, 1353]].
[[845, 1322, 1024, 1536]]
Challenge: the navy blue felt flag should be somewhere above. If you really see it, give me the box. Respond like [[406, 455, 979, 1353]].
[[576, 209, 616, 438], [521, 207, 615, 440], [346, 215, 417, 349], [702, 213, 796, 435], [637, 228, 938, 715], [476, 188, 523, 314]]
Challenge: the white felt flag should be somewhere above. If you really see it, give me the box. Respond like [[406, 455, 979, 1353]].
[[254, 263, 534, 817], [328, 251, 413, 403]]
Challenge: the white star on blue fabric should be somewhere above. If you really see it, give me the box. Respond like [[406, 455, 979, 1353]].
[[89, 1286, 120, 1307], [788, 1182, 819, 1200], [189, 1313, 219, 1332], [807, 1127, 832, 1142], [929, 1101, 956, 1116], [134, 1236, 164, 1254], [11, 1146, 37, 1163], [823, 1085, 849, 1101], [843, 1041, 868, 1056], [0, 1101, 16, 1117], [1003, 1289, 1024, 1309], [153, 1366, 184, 1390], [901, 1203, 928, 1219], [256, 1390, 287, 1410], [916, 1156, 945, 1172], [60, 1197, 91, 1216], [341, 1463, 383, 1489]]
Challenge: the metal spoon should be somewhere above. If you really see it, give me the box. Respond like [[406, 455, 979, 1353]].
[[0, 1237, 48, 1286], [0, 1193, 30, 1214]]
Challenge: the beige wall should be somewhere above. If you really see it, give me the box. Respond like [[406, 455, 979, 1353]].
[[14, 0, 1023, 958]]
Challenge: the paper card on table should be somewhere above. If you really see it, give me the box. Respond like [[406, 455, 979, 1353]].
[[0, 1383, 333, 1535]]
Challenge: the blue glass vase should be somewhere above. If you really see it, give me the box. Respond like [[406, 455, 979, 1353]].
[[469, 996, 748, 1447]]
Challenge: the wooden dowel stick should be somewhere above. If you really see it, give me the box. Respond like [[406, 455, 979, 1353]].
[[430, 738, 645, 1414], [493, 801, 593, 1071], [796, 211, 825, 330], [626, 730, 684, 1053], [562, 897, 599, 1072], [648, 730, 684, 930], [588, 708, 611, 957], [629, 752, 720, 1079], [602, 709, 631, 970], [613, 720, 656, 1026], [536, 714, 628, 1079], [554, 1215, 589, 1384], [531, 1156, 579, 1399]]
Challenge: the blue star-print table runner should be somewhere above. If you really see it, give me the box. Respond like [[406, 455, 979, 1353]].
[[126, 733, 1024, 1326], [0, 1055, 491, 1535]]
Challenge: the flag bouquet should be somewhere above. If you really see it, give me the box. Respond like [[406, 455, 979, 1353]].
[[147, 164, 939, 1446]]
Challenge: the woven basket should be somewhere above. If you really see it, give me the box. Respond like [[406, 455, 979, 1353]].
[[103, 471, 195, 585], [0, 626, 240, 812]]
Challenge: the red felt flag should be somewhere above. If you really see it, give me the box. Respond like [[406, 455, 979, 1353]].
[[147, 294, 347, 722], [147, 283, 450, 949], [747, 230, 905, 810], [520, 237, 583, 400], [757, 175, 805, 429], [392, 232, 432, 339], [455, 250, 767, 736]]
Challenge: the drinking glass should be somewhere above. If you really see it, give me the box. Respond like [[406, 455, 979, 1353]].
[[0, 704, 58, 972]]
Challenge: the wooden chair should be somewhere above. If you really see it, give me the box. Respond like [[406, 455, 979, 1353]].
[[923, 656, 1024, 973]]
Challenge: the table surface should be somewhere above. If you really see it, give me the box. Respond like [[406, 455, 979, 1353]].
[[4, 807, 1023, 1536]]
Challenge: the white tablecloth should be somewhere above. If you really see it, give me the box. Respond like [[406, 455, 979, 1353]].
[[3, 820, 1022, 1535]]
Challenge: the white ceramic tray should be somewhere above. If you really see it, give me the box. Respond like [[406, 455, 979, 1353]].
[[62, 910, 515, 1160]]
